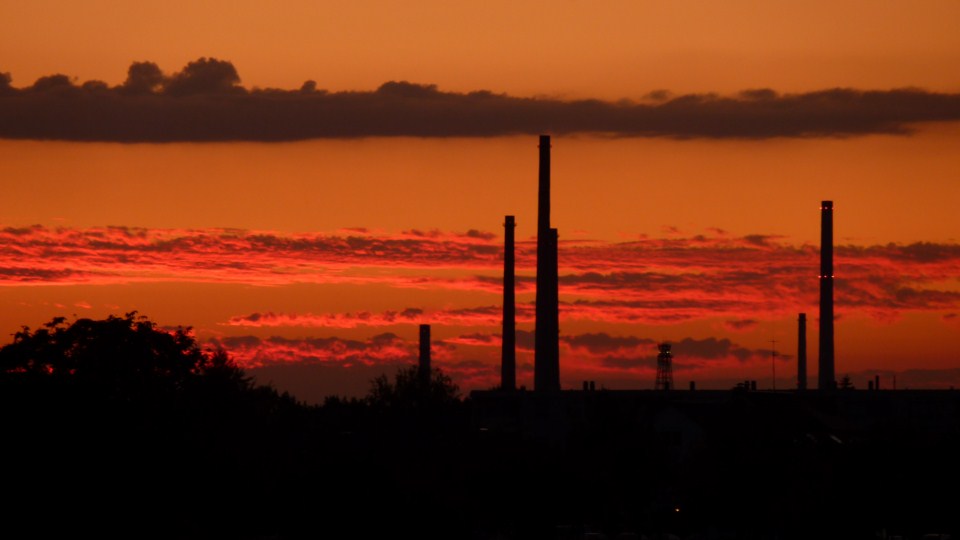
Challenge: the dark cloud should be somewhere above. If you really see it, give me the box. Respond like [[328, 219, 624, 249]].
[[464, 229, 497, 241], [723, 319, 760, 332], [600, 355, 656, 369], [0, 266, 83, 282], [672, 337, 764, 362], [122, 61, 165, 95], [840, 242, 960, 263], [743, 234, 779, 246], [449, 333, 498, 345], [739, 88, 778, 101], [2, 59, 959, 141], [81, 80, 109, 92], [163, 57, 242, 96], [211, 332, 416, 371], [218, 335, 263, 348], [516, 330, 535, 351], [369, 332, 402, 346], [29, 74, 74, 93], [563, 332, 655, 354], [840, 282, 960, 312], [644, 89, 672, 101]]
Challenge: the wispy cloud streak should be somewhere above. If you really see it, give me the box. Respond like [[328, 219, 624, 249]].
[[0, 225, 504, 286], [3, 225, 958, 322], [221, 329, 960, 397], [216, 330, 783, 394], [225, 305, 534, 328], [210, 333, 414, 369]]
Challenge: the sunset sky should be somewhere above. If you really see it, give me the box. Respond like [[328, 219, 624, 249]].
[[2, 1, 958, 401]]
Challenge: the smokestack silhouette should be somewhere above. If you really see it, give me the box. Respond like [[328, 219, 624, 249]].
[[535, 135, 560, 392], [538, 136, 551, 239], [818, 201, 835, 391], [797, 313, 807, 391], [501, 215, 516, 391], [419, 324, 431, 387]]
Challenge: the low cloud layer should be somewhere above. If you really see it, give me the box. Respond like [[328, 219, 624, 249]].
[[228, 328, 959, 401], [217, 329, 778, 398], [2, 58, 959, 141]]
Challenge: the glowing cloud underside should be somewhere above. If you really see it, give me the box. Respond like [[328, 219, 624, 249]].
[[2, 225, 957, 324]]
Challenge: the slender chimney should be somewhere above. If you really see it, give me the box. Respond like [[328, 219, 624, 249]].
[[797, 313, 807, 391], [818, 201, 835, 391], [501, 215, 516, 391], [538, 135, 551, 236], [418, 324, 431, 387], [535, 135, 560, 392]]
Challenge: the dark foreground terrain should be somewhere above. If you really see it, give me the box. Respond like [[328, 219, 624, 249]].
[[3, 315, 958, 539]]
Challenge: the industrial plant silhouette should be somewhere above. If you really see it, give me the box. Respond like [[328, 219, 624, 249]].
[[463, 135, 842, 396], [1, 135, 958, 539], [410, 135, 960, 538]]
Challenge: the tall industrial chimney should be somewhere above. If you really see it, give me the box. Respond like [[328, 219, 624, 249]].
[[534, 135, 560, 392], [501, 215, 516, 391], [818, 201, 835, 391], [538, 135, 551, 237], [419, 324, 431, 387], [797, 313, 807, 391]]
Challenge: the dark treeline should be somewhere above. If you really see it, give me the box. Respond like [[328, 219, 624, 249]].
[[2, 314, 958, 539]]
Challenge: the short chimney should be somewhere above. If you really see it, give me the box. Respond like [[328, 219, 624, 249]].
[[419, 324, 431, 386]]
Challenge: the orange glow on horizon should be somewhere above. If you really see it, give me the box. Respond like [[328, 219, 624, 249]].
[[2, 1, 959, 97]]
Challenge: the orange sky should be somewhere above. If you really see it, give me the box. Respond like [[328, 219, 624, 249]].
[[3, 1, 960, 96], [1, 1, 958, 400]]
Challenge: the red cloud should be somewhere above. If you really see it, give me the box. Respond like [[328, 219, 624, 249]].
[[211, 333, 417, 369], [2, 225, 958, 323], [215, 330, 786, 398], [225, 305, 537, 328]]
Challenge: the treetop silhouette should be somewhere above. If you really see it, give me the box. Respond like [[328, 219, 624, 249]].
[[0, 311, 248, 398], [367, 363, 461, 410]]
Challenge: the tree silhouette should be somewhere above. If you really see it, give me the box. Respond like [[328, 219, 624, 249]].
[[367, 364, 460, 410], [0, 311, 248, 397], [0, 312, 304, 536]]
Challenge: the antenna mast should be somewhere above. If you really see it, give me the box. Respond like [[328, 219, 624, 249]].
[[655, 343, 674, 391]]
